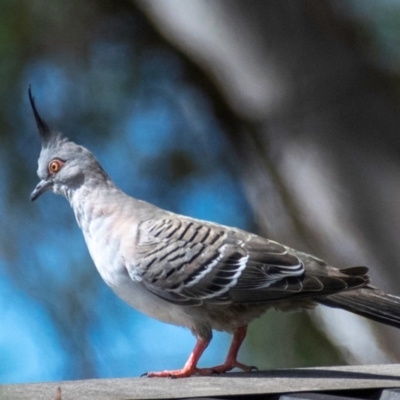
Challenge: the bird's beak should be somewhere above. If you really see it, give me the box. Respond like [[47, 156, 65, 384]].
[[30, 179, 53, 201]]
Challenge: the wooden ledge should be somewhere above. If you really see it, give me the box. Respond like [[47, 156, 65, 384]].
[[2, 363, 400, 400]]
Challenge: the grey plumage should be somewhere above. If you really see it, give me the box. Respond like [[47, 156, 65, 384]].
[[29, 87, 400, 378]]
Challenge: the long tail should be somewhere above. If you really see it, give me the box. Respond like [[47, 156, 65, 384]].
[[318, 287, 400, 329]]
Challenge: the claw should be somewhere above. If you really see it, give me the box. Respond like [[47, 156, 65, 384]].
[[140, 372, 148, 378]]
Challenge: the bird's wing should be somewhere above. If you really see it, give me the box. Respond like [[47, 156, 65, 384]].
[[128, 217, 366, 305]]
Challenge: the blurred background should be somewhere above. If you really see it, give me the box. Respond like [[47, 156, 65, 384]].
[[1, 0, 400, 384]]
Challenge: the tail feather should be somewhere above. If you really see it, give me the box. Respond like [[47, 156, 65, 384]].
[[318, 287, 400, 329]]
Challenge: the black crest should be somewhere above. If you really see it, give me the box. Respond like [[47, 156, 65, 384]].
[[28, 85, 53, 145]]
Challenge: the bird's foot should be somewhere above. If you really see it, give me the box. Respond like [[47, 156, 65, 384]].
[[144, 361, 257, 378], [144, 328, 256, 378], [145, 336, 212, 378], [145, 365, 199, 378], [198, 360, 258, 375]]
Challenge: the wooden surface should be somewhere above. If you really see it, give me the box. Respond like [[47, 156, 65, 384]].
[[2, 363, 400, 400]]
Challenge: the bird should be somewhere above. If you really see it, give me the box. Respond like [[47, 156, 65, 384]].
[[29, 87, 400, 378]]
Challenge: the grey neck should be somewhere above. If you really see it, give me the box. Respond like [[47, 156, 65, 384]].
[[66, 173, 119, 230]]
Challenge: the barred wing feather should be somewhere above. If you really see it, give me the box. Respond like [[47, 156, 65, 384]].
[[129, 217, 305, 305]]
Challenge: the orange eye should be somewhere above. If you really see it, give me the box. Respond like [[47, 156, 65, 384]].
[[48, 159, 64, 174]]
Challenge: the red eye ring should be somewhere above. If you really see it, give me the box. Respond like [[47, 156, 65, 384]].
[[48, 159, 64, 174]]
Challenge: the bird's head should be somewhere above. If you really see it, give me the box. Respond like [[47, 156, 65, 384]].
[[29, 87, 105, 201]]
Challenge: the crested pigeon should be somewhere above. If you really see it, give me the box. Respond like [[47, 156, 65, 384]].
[[29, 87, 400, 378]]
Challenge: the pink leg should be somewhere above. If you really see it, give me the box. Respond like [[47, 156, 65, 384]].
[[146, 336, 210, 378], [197, 326, 255, 374], [146, 326, 255, 378]]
